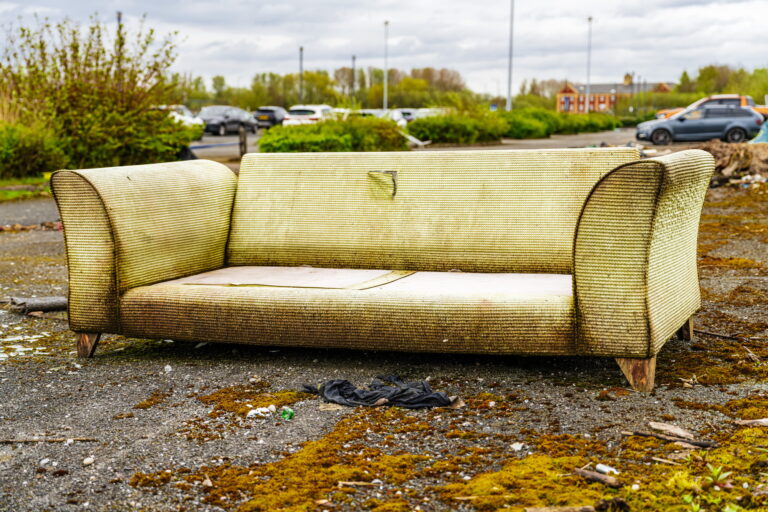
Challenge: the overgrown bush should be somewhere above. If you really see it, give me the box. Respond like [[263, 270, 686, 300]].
[[558, 113, 621, 134], [0, 123, 68, 179], [259, 117, 407, 153], [408, 114, 508, 144], [498, 110, 550, 139], [0, 17, 196, 173]]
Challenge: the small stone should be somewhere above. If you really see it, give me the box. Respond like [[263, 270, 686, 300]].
[[39, 458, 49, 466], [202, 477, 213, 487], [511, 442, 524, 451], [164, 365, 172, 372], [82, 456, 94, 466]]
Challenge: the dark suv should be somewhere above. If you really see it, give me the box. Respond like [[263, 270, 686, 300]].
[[199, 106, 258, 136], [254, 106, 287, 129], [637, 105, 763, 145]]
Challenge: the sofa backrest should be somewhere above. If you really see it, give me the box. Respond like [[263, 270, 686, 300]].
[[228, 148, 639, 274]]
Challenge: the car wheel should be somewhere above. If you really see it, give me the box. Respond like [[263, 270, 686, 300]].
[[725, 127, 747, 143], [217, 124, 226, 136], [650, 129, 672, 145]]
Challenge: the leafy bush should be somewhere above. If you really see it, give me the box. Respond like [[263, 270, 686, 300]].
[[498, 110, 550, 139], [0, 17, 196, 172], [408, 114, 507, 144], [0, 123, 68, 179], [558, 113, 621, 134], [259, 117, 407, 153]]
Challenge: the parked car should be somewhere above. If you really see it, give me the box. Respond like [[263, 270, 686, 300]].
[[283, 104, 334, 126], [349, 109, 408, 129], [397, 108, 418, 122], [637, 105, 763, 145], [199, 105, 257, 135], [656, 94, 768, 120], [254, 106, 287, 129]]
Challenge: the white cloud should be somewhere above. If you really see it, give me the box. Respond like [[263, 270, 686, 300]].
[[1, 0, 766, 95]]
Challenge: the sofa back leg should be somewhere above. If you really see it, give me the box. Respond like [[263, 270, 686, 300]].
[[616, 356, 656, 392], [676, 317, 694, 341], [77, 333, 101, 358]]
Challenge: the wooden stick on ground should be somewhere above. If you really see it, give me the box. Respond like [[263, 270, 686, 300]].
[[573, 468, 621, 488], [621, 430, 717, 448]]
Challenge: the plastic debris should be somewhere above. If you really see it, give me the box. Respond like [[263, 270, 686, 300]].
[[82, 456, 94, 466], [280, 407, 295, 421], [511, 442, 525, 451], [595, 463, 620, 475], [246, 407, 272, 418], [163, 365, 172, 373]]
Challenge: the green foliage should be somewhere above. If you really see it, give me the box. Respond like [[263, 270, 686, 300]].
[[0, 16, 196, 173], [407, 114, 507, 144], [0, 123, 68, 179], [557, 113, 621, 134], [259, 117, 407, 153], [498, 111, 549, 139]]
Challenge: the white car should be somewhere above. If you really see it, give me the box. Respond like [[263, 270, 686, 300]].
[[164, 104, 205, 129], [351, 109, 408, 129], [283, 104, 334, 126]]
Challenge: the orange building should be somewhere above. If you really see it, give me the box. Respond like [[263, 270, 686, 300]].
[[556, 79, 674, 114]]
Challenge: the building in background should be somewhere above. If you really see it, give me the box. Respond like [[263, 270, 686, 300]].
[[557, 75, 675, 114]]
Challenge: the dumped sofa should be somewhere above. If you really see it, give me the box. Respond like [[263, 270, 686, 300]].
[[51, 148, 714, 391]]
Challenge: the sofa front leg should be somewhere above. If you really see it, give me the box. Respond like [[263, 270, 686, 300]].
[[77, 333, 101, 358], [676, 317, 694, 341], [616, 356, 656, 392]]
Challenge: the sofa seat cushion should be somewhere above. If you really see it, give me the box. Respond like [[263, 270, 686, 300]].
[[119, 268, 576, 356]]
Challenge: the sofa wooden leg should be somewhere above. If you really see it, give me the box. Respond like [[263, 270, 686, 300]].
[[676, 317, 694, 341], [616, 356, 656, 392], [77, 333, 101, 358]]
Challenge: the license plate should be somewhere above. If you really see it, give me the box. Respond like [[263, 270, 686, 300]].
[[259, 115, 269, 120]]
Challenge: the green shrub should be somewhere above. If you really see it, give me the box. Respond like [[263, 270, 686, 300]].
[[558, 113, 621, 134], [1, 17, 197, 171], [407, 114, 507, 144], [259, 117, 407, 153], [498, 111, 550, 139], [0, 123, 68, 179]]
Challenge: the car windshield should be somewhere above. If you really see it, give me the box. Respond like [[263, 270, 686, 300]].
[[199, 106, 229, 116], [288, 109, 316, 116], [257, 108, 276, 113]]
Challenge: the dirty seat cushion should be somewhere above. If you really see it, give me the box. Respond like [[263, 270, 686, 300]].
[[119, 269, 576, 355]]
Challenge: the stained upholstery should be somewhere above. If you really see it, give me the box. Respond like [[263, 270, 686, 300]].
[[52, 148, 714, 359]]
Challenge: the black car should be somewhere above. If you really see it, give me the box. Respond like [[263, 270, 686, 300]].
[[254, 106, 287, 129], [199, 105, 257, 136], [637, 105, 763, 145]]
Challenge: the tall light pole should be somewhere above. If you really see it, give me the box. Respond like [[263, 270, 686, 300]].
[[585, 16, 593, 113], [505, 0, 515, 111], [383, 20, 389, 110], [299, 46, 304, 103], [351, 55, 356, 101]]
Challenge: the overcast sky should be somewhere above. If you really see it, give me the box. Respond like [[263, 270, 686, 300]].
[[1, 0, 765, 95]]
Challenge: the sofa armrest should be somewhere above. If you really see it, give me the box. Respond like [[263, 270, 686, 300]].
[[52, 160, 236, 333], [573, 150, 714, 357]]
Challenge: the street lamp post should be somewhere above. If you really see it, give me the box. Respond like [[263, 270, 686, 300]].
[[383, 20, 389, 110], [505, 0, 515, 111], [585, 16, 593, 113], [299, 46, 304, 103]]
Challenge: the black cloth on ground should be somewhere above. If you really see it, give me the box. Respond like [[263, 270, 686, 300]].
[[302, 375, 452, 409]]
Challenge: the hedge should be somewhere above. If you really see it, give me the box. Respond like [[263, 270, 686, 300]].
[[0, 123, 69, 179], [259, 117, 407, 153]]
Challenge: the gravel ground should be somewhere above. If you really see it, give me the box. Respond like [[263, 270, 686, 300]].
[[0, 182, 766, 511]]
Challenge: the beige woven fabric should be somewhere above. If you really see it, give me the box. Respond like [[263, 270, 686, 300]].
[[55, 160, 236, 293], [120, 272, 576, 355], [573, 149, 714, 357], [51, 172, 119, 332], [229, 148, 639, 273]]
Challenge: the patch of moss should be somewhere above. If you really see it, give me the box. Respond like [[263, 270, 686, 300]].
[[198, 385, 313, 419], [133, 389, 172, 410]]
